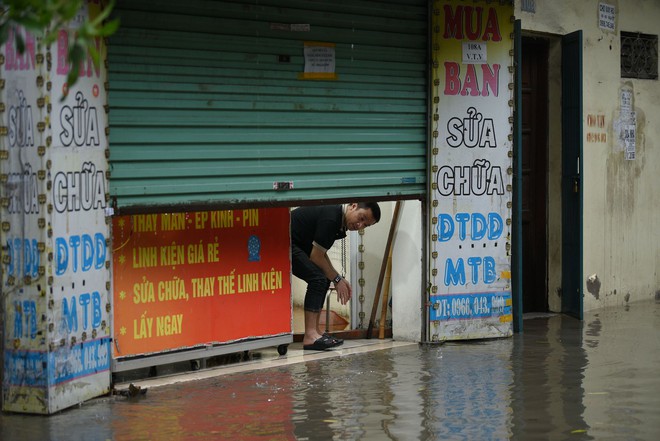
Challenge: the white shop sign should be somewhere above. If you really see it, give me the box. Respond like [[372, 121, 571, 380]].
[[428, 0, 514, 341]]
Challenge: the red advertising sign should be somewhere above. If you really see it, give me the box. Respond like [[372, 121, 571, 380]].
[[112, 208, 291, 358]]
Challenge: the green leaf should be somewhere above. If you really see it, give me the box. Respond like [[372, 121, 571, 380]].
[[62, 1, 83, 20], [15, 31, 24, 53], [99, 18, 120, 37], [15, 16, 47, 33], [89, 0, 116, 26], [79, 22, 95, 38], [68, 42, 85, 65], [65, 59, 81, 95], [0, 23, 10, 47], [86, 41, 100, 66]]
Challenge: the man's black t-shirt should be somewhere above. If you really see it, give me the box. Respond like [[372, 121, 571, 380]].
[[291, 205, 346, 256]]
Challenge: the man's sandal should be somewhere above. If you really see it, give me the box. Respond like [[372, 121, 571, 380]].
[[303, 334, 342, 351], [323, 333, 344, 346]]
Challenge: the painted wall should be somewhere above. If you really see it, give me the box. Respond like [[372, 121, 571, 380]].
[[517, 0, 660, 310], [1, 2, 112, 414]]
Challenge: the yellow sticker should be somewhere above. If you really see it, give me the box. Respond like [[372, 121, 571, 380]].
[[499, 314, 513, 323], [298, 72, 338, 80]]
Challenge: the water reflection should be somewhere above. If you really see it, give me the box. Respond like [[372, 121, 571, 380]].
[[582, 305, 660, 440], [292, 348, 403, 440], [1, 300, 659, 440], [109, 370, 297, 440], [419, 340, 514, 440], [510, 316, 591, 440]]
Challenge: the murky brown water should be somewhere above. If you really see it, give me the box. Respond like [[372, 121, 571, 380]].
[[2, 298, 659, 440]]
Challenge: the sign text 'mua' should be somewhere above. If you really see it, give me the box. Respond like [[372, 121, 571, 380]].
[[441, 5, 503, 97], [442, 5, 502, 41]]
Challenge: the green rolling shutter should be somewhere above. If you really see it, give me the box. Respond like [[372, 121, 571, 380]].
[[108, 0, 428, 211]]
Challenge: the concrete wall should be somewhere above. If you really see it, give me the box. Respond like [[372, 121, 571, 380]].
[[518, 0, 660, 310], [391, 200, 423, 342]]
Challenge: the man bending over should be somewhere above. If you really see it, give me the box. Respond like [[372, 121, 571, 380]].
[[291, 202, 381, 350]]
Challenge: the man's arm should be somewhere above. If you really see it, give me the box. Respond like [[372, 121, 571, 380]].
[[309, 244, 352, 305], [309, 245, 340, 280]]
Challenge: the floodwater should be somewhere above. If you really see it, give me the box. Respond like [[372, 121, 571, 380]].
[[2, 298, 659, 441]]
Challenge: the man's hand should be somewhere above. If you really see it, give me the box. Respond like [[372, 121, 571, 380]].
[[335, 278, 352, 305]]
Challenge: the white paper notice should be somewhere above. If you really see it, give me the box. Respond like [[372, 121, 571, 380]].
[[624, 113, 636, 160], [620, 89, 632, 116], [599, 3, 615, 31], [304, 44, 335, 73], [462, 42, 487, 64]]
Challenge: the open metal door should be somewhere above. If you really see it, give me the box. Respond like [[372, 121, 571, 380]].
[[561, 31, 583, 319]]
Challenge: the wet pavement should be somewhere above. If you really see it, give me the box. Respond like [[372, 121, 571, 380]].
[[2, 298, 659, 440]]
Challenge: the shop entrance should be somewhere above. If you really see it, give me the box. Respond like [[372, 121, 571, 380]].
[[521, 37, 549, 313]]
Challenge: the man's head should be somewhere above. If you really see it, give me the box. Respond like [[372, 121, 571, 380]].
[[345, 202, 381, 231]]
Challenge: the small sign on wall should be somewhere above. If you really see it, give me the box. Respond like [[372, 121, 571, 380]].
[[462, 42, 487, 64], [623, 115, 636, 160], [521, 0, 536, 13], [299, 41, 337, 80], [614, 87, 636, 159], [599, 2, 616, 32]]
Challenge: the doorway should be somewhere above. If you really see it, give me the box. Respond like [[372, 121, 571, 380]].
[[521, 37, 549, 313]]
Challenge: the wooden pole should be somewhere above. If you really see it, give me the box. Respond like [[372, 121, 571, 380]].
[[366, 201, 401, 339], [378, 252, 392, 339]]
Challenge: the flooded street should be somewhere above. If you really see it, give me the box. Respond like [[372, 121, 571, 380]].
[[2, 298, 659, 440]]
